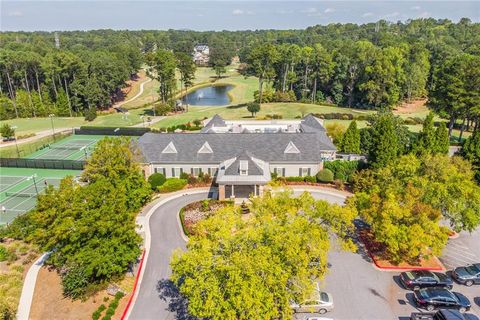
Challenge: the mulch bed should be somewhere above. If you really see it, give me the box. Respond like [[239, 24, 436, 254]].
[[358, 229, 444, 271]]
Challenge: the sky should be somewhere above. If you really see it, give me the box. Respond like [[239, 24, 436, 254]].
[[1, 1, 479, 32]]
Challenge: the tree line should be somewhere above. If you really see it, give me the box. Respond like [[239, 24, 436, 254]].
[[1, 18, 479, 124]]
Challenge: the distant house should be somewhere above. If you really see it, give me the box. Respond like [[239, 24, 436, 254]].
[[137, 114, 337, 200], [193, 44, 210, 66]]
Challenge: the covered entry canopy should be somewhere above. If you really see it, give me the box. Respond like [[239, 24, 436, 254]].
[[216, 151, 270, 200]]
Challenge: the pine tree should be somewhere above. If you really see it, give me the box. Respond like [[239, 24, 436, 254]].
[[340, 120, 361, 154], [434, 122, 450, 154], [415, 112, 437, 154]]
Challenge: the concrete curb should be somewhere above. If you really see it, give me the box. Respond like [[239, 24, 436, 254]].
[[123, 188, 213, 320], [16, 252, 51, 320]]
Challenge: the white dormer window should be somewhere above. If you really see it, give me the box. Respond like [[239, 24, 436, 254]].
[[284, 141, 300, 154], [197, 141, 213, 154], [239, 160, 248, 175], [161, 141, 177, 154]]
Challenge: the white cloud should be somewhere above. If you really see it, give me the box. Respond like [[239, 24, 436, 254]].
[[232, 9, 253, 16], [418, 11, 431, 18], [384, 12, 400, 19], [324, 8, 335, 14], [362, 12, 374, 17], [302, 7, 318, 14], [301, 7, 322, 17], [8, 10, 23, 17], [232, 9, 244, 15], [276, 9, 293, 15], [410, 6, 422, 11]]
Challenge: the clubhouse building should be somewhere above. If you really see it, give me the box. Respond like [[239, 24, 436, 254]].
[[137, 114, 336, 199]]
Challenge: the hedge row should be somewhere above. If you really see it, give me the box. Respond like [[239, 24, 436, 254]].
[[158, 178, 188, 193], [323, 160, 365, 182]]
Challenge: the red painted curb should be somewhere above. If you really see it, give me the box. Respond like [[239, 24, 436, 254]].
[[366, 250, 444, 271], [120, 250, 146, 320]]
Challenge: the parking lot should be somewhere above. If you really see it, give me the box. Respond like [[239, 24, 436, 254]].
[[294, 229, 480, 320]]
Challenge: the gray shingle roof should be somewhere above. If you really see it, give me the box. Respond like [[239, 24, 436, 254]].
[[137, 131, 336, 164], [301, 114, 327, 132], [201, 114, 226, 132], [224, 151, 264, 176]]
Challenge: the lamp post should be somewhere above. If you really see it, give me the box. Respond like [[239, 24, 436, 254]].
[[81, 146, 88, 159], [49, 114, 56, 141], [140, 115, 145, 128], [11, 125, 20, 158]]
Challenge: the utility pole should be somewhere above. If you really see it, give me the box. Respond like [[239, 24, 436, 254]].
[[11, 125, 20, 157]]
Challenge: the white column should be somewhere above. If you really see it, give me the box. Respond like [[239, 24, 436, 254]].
[[231, 185, 234, 198], [254, 185, 257, 197]]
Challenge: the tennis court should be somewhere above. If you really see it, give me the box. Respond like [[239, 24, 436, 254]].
[[0, 167, 81, 225], [28, 135, 105, 160]]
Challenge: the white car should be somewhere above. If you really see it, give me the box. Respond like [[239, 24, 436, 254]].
[[290, 291, 334, 314]]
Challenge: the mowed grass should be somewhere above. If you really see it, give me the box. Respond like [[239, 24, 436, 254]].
[[0, 108, 152, 135]]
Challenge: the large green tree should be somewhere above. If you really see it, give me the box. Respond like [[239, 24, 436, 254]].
[[146, 49, 177, 104], [365, 112, 409, 168], [171, 191, 356, 319], [340, 120, 361, 154]]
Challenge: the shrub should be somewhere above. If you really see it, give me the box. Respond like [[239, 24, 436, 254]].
[[285, 176, 304, 182], [0, 123, 15, 140], [158, 179, 187, 193], [304, 176, 317, 183], [273, 90, 296, 102], [324, 160, 364, 183], [84, 108, 97, 121], [92, 304, 106, 320], [316, 169, 334, 183], [154, 103, 172, 116], [148, 173, 166, 190], [62, 265, 89, 299], [0, 245, 7, 262], [180, 172, 189, 180]]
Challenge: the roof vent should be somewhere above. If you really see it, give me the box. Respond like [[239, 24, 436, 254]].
[[198, 141, 213, 154], [161, 141, 177, 154], [284, 141, 300, 154]]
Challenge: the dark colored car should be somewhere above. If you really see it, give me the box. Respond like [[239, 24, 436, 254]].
[[414, 287, 471, 313], [452, 263, 480, 286], [400, 270, 453, 290], [411, 309, 479, 320]]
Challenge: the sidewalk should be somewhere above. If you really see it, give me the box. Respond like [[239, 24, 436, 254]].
[[16, 252, 51, 320]]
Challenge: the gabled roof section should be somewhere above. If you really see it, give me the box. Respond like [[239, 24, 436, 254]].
[[284, 141, 300, 154], [161, 141, 177, 154], [206, 114, 226, 127], [301, 114, 326, 132], [197, 141, 213, 154]]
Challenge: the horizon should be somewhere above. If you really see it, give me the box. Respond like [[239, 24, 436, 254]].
[[1, 1, 479, 32]]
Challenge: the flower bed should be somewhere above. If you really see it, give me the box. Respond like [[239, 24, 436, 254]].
[[180, 200, 233, 236], [359, 229, 444, 271]]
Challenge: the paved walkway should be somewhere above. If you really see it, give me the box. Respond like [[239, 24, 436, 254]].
[[16, 252, 51, 320], [0, 128, 72, 148], [114, 78, 152, 108]]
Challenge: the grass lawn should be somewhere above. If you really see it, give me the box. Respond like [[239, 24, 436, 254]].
[[0, 108, 152, 135]]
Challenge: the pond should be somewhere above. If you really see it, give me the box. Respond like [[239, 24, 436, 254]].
[[183, 85, 233, 106]]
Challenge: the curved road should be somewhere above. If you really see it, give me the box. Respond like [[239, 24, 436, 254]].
[[129, 188, 347, 320]]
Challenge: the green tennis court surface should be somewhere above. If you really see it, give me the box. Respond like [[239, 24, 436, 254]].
[[0, 167, 81, 226], [28, 134, 106, 160]]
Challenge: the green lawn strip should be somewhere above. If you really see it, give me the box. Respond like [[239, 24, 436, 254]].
[[0, 132, 72, 158]]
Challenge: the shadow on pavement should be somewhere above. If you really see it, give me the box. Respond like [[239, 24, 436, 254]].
[[156, 279, 196, 320], [392, 275, 405, 290], [353, 219, 373, 263], [405, 292, 421, 310], [398, 317, 410, 320], [475, 296, 480, 307]]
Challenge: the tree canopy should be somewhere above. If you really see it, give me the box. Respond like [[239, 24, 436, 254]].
[[171, 191, 356, 319]]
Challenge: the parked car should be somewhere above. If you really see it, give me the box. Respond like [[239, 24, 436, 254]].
[[413, 288, 471, 312], [411, 309, 479, 320], [400, 270, 453, 290], [451, 263, 480, 286], [290, 291, 334, 314]]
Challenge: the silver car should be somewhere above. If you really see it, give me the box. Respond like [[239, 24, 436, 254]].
[[290, 291, 334, 314]]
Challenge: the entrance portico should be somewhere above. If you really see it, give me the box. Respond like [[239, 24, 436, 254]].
[[216, 152, 270, 200]]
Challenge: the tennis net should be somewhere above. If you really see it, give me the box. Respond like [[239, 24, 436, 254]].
[[5, 192, 37, 198], [50, 145, 85, 151]]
